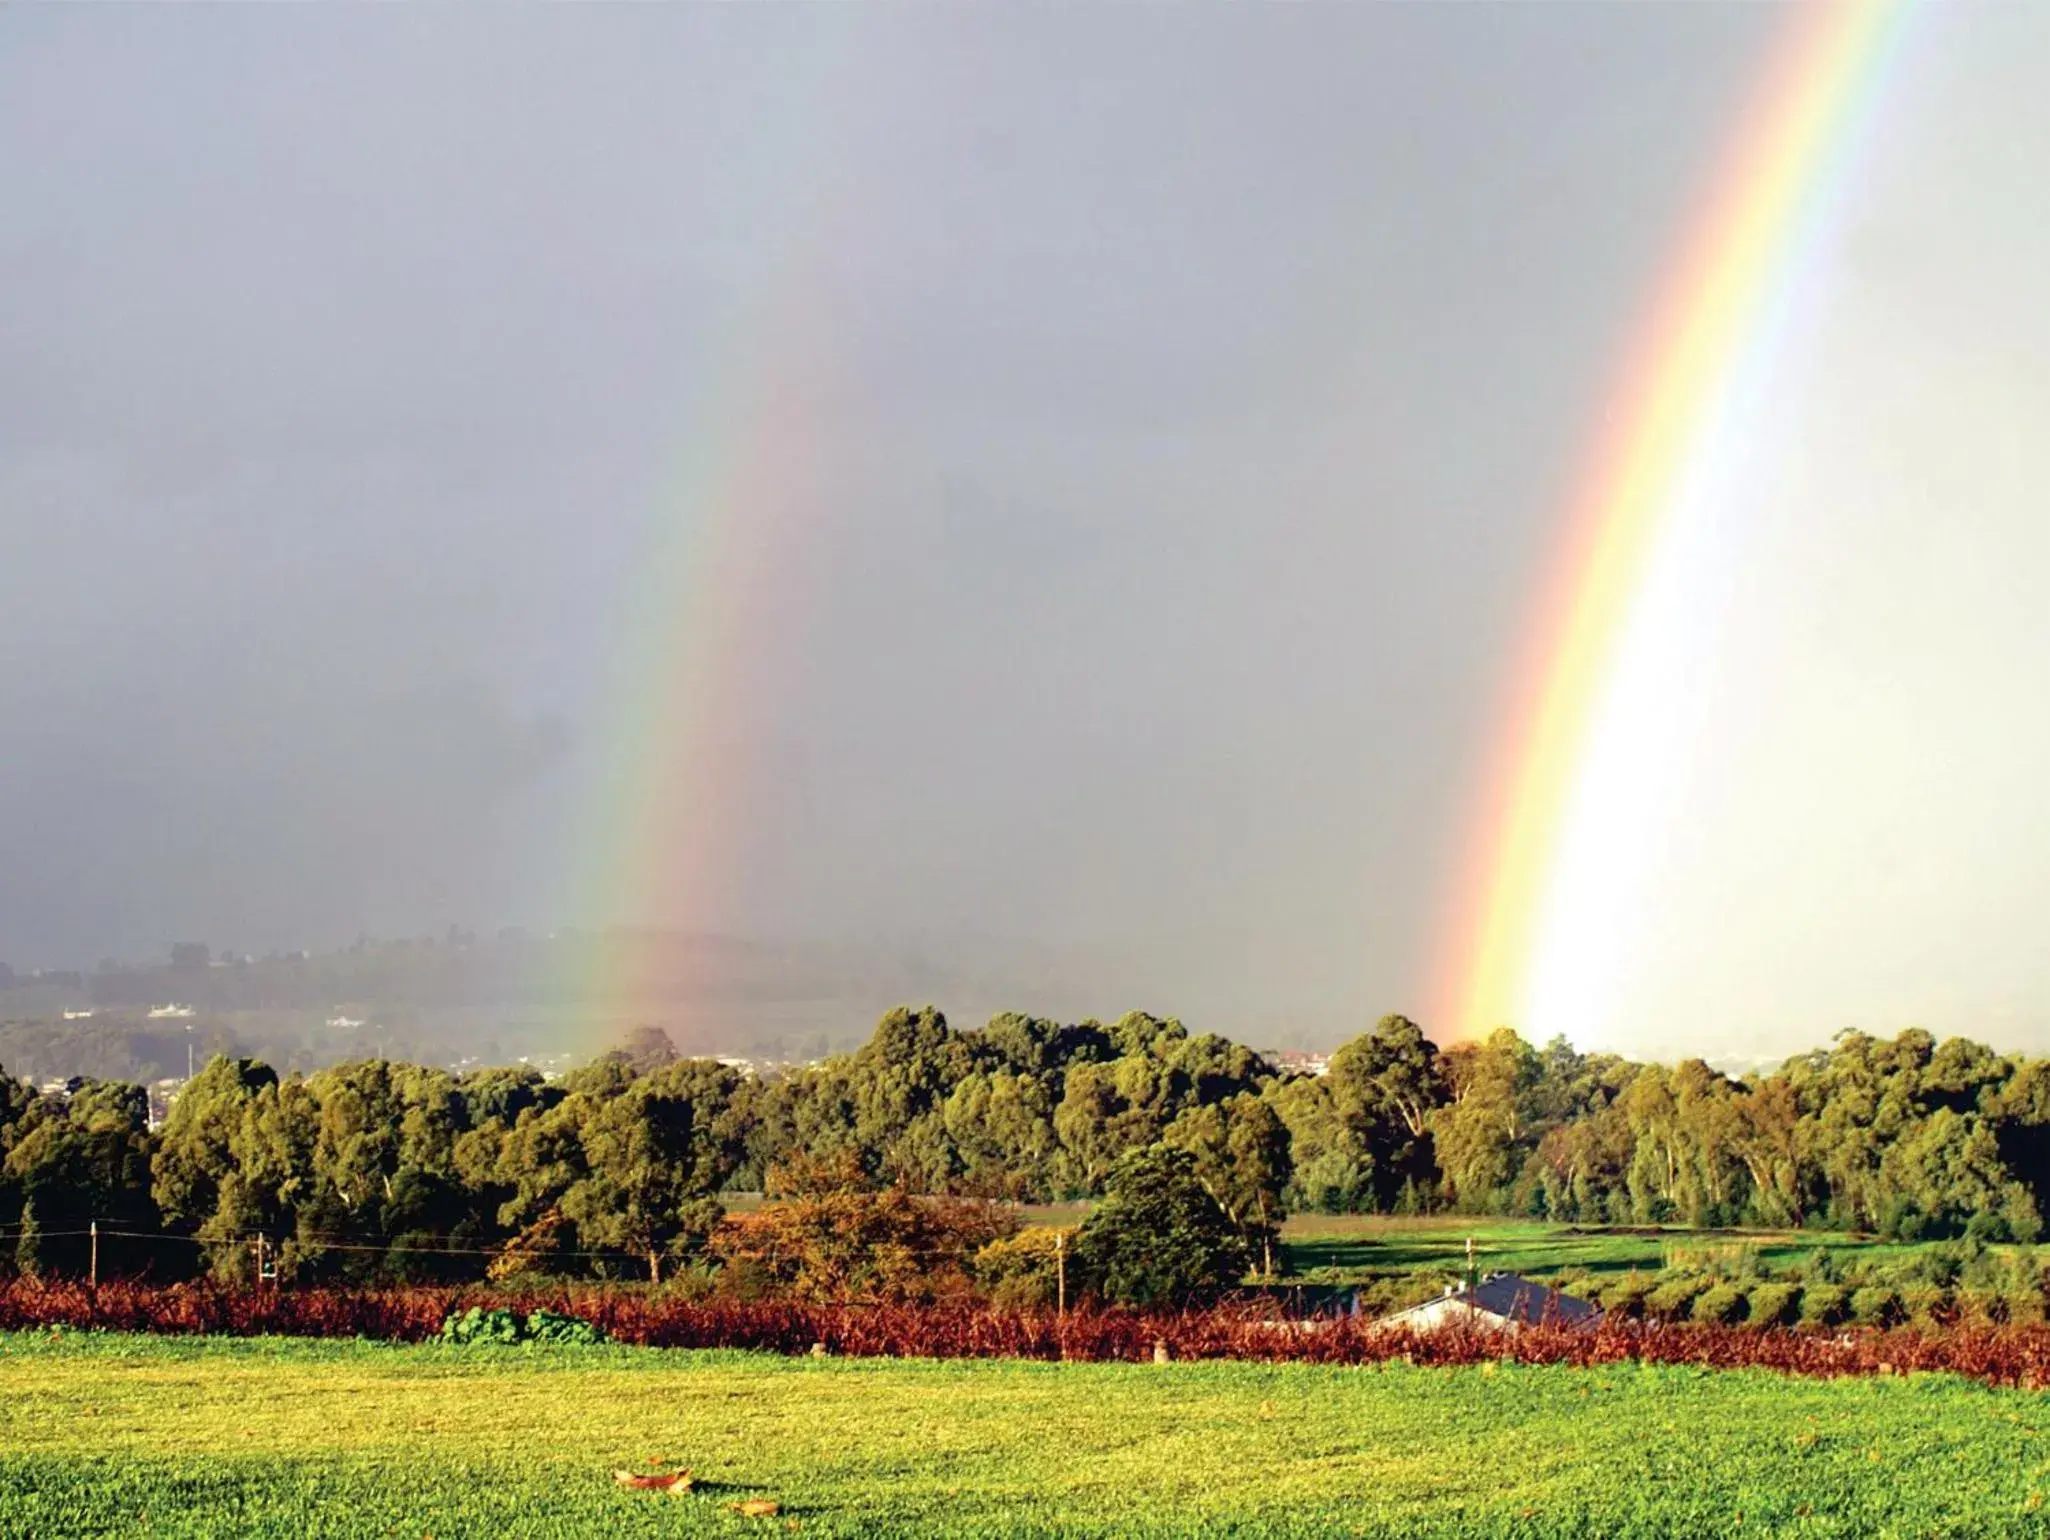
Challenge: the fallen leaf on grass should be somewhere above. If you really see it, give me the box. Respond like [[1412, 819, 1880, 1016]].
[[612, 1469, 693, 1492], [730, 1498, 781, 1517]]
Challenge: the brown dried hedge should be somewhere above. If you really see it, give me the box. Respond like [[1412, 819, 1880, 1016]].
[[9, 1279, 2050, 1388]]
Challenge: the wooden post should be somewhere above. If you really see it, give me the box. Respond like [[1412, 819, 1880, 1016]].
[[89, 1220, 98, 1289], [1257, 1192, 1275, 1279], [1055, 1230, 1067, 1318]]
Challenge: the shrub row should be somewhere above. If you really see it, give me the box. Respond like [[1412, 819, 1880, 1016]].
[[1589, 1271, 2047, 1329], [12, 1280, 2050, 1388]]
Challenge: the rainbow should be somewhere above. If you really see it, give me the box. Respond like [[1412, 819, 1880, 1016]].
[[557, 278, 836, 1023], [552, 50, 866, 1031], [1434, 0, 1918, 1042]]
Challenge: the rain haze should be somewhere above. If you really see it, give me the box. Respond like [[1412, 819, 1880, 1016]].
[[4, 5, 2048, 1061]]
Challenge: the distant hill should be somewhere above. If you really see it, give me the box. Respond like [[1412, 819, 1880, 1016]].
[[0, 929, 1105, 1080], [0, 927, 1344, 1083]]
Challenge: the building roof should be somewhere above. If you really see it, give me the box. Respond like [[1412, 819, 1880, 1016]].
[[1379, 1272, 1602, 1330], [1454, 1273, 1601, 1326]]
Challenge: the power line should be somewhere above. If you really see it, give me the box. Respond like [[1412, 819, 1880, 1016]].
[[0, 1221, 1040, 1264], [0, 1225, 662, 1262]]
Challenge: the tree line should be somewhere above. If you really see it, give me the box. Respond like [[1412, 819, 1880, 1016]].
[[3, 1008, 2047, 1284]]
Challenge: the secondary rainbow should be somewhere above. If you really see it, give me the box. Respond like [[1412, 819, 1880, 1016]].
[[1434, 0, 1918, 1041], [542, 35, 891, 1031], [557, 287, 834, 1019], [552, 224, 851, 1029]]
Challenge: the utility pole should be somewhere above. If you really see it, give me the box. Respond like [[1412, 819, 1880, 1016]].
[[186, 1023, 193, 1082], [1055, 1230, 1067, 1318], [89, 1220, 98, 1289], [1465, 1234, 1477, 1293]]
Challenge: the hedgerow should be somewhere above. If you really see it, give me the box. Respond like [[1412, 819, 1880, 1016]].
[[12, 1279, 2050, 1388]]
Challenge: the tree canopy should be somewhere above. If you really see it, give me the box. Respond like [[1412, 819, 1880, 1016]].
[[4, 1008, 2049, 1287]]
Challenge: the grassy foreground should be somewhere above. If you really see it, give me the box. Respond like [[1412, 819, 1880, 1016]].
[[2, 1333, 2047, 1538]]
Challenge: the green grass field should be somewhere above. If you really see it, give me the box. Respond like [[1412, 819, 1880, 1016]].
[[1277, 1216, 1942, 1286], [868, 1206, 1935, 1287], [735, 1204, 1929, 1292], [3, 1332, 2047, 1538]]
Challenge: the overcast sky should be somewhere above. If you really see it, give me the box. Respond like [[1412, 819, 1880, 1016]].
[[5, 6, 2047, 1058]]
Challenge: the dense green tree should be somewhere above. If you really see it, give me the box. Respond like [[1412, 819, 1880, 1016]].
[[1431, 1028, 1541, 1210], [943, 1070, 1059, 1198], [978, 1013, 1110, 1078], [1070, 1145, 1250, 1307], [1164, 1093, 1293, 1275], [1324, 1015, 1445, 1207], [153, 1056, 278, 1243], [1728, 1076, 1802, 1227], [1054, 1057, 1178, 1188], [557, 1059, 748, 1280], [1529, 1100, 1635, 1222], [4, 1080, 156, 1276], [1267, 1073, 1375, 1213]]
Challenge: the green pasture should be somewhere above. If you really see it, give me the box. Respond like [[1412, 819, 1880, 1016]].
[[927, 1208, 1944, 1287], [735, 1204, 1926, 1292], [2, 1331, 2047, 1537], [1277, 1215, 1946, 1286]]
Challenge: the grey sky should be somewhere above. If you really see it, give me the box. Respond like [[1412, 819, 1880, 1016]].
[[4, 6, 2045, 1056]]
